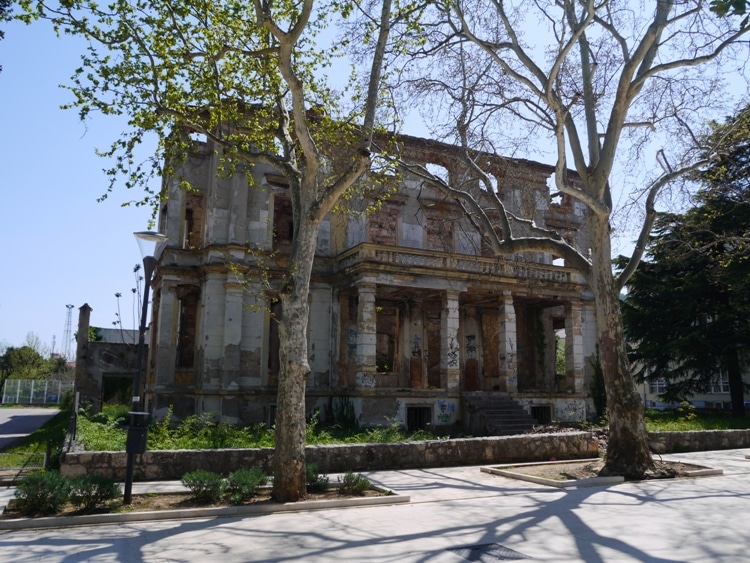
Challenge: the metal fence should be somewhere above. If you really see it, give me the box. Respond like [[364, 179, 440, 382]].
[[1, 379, 74, 406]]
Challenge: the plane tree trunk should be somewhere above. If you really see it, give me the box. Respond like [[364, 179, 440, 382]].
[[589, 215, 653, 478]]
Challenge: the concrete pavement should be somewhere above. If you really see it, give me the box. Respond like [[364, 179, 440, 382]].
[[1, 449, 749, 562], [0, 408, 60, 451]]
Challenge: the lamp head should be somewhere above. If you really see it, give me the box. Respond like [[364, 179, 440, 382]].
[[134, 231, 168, 261]]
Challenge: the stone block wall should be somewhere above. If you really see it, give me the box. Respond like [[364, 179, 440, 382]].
[[648, 429, 750, 454], [60, 431, 598, 480]]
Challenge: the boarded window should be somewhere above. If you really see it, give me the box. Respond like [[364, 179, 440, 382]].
[[176, 287, 200, 368], [183, 193, 205, 249], [376, 305, 399, 373], [273, 196, 294, 253]]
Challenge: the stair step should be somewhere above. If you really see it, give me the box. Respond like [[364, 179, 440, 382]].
[[465, 394, 538, 437]]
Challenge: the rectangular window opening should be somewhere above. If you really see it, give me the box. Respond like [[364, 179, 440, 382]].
[[530, 405, 552, 425], [406, 406, 431, 432]]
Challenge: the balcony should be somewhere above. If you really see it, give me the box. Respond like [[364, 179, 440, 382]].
[[335, 243, 577, 285]]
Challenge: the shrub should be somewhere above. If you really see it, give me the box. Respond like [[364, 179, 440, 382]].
[[305, 463, 330, 493], [14, 471, 71, 515], [76, 416, 127, 451], [337, 471, 370, 496], [181, 470, 226, 502], [70, 475, 122, 511], [226, 467, 268, 505]]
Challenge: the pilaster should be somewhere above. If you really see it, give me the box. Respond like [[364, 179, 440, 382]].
[[565, 299, 585, 393], [441, 290, 461, 390], [499, 291, 518, 393], [355, 282, 377, 386]]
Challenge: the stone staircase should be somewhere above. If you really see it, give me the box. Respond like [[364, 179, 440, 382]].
[[464, 394, 538, 436]]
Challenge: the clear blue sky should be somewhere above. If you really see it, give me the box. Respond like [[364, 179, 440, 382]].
[[0, 18, 155, 354], [2, 11, 743, 357]]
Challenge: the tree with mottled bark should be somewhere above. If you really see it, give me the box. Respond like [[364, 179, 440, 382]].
[[18, 0, 398, 501], [384, 0, 749, 477]]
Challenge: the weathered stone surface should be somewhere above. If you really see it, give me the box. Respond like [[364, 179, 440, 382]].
[[61, 432, 597, 480], [648, 429, 750, 454]]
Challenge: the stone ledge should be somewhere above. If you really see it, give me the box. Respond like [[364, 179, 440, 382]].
[[61, 432, 599, 480], [648, 429, 750, 454]]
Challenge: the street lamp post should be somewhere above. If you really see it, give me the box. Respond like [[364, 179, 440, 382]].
[[124, 230, 167, 505]]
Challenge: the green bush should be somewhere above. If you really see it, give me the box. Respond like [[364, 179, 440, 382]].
[[14, 471, 71, 515], [226, 467, 268, 505], [305, 463, 330, 493], [76, 416, 127, 451], [181, 470, 226, 502], [337, 471, 370, 496], [88, 404, 130, 425], [70, 475, 122, 511]]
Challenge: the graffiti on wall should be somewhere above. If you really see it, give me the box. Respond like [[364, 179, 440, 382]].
[[465, 334, 477, 359], [356, 372, 376, 387], [412, 334, 422, 357], [348, 329, 358, 350], [499, 338, 516, 372], [437, 399, 457, 423], [447, 338, 459, 367]]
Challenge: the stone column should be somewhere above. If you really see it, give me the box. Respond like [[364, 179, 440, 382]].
[[154, 280, 177, 387], [565, 299, 585, 393], [441, 290, 460, 390], [222, 280, 244, 390], [201, 270, 226, 389], [74, 304, 94, 407], [355, 282, 377, 387], [498, 291, 518, 393]]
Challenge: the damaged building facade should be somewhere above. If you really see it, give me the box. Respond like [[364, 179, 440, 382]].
[[144, 134, 598, 433]]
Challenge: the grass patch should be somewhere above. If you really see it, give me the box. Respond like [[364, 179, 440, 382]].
[[3, 408, 72, 471], [644, 407, 750, 432]]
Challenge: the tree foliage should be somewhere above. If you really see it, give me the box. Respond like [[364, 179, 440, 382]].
[[622, 107, 750, 416], [0, 345, 67, 381], [18, 0, 400, 501], [0, 0, 11, 72]]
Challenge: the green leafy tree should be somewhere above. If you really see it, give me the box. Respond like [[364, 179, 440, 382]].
[[0, 345, 65, 395], [0, 0, 11, 72], [622, 108, 750, 417], [18, 0, 399, 501], [711, 0, 749, 26]]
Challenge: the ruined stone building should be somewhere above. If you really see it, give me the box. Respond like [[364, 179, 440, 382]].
[[144, 134, 598, 433]]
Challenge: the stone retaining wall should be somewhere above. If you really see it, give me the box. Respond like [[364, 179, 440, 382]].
[[648, 429, 750, 454], [60, 431, 597, 480], [61, 429, 750, 481]]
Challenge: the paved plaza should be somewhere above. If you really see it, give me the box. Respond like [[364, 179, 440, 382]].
[[1, 448, 749, 562], [0, 408, 60, 451]]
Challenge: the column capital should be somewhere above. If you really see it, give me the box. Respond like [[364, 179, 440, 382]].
[[354, 280, 377, 293]]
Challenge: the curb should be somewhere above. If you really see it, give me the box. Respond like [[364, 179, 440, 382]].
[[481, 459, 624, 489], [480, 458, 724, 489], [0, 487, 409, 531]]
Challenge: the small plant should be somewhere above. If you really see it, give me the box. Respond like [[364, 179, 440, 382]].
[[337, 471, 370, 496], [69, 475, 122, 511], [14, 471, 71, 515], [226, 467, 268, 505], [305, 463, 330, 493], [181, 470, 226, 503], [676, 402, 697, 423]]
